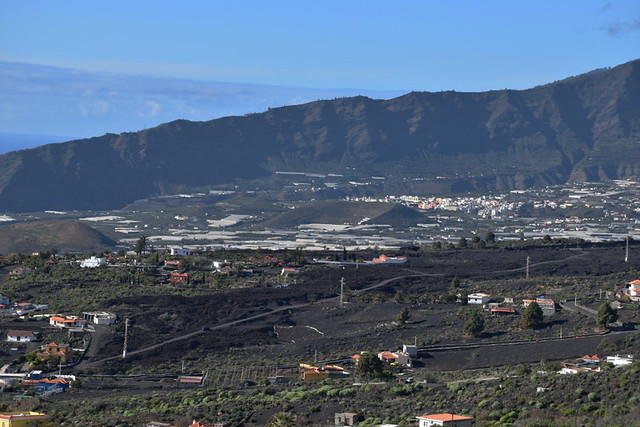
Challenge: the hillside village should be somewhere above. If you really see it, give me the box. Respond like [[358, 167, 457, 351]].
[[0, 239, 638, 425]]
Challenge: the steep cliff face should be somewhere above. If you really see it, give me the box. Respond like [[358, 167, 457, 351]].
[[0, 59, 638, 212]]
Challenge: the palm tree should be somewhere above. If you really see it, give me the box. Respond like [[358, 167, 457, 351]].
[[135, 235, 147, 256], [266, 412, 297, 427]]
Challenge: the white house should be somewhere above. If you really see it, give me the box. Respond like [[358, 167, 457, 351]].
[[606, 354, 634, 366], [378, 351, 412, 367], [417, 414, 473, 427], [80, 256, 106, 268], [50, 316, 87, 329], [82, 311, 117, 325], [403, 344, 418, 357], [618, 280, 640, 302], [467, 293, 490, 305], [7, 330, 39, 342]]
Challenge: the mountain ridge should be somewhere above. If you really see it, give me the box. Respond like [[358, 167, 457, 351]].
[[0, 59, 639, 212]]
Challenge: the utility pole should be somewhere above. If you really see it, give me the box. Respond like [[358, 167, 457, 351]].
[[625, 234, 629, 263], [122, 318, 129, 358], [340, 277, 345, 307], [526, 256, 530, 279]]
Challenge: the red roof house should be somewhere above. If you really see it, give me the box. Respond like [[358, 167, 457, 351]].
[[170, 273, 190, 283]]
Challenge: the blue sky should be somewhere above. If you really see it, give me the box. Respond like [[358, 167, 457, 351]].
[[0, 0, 639, 148]]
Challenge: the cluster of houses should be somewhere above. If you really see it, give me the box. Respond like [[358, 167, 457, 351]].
[[0, 369, 71, 395], [333, 412, 473, 427], [467, 293, 556, 316], [163, 256, 291, 286], [0, 294, 48, 317], [558, 353, 635, 374], [4, 332, 77, 365], [350, 344, 418, 370], [48, 312, 117, 329], [7, 312, 116, 343], [3, 310, 118, 394], [65, 250, 301, 289], [148, 412, 474, 427]]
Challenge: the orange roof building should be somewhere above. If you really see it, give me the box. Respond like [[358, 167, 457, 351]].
[[0, 411, 48, 425], [49, 316, 86, 329], [40, 342, 73, 363]]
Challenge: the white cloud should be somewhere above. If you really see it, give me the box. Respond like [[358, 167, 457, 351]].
[[78, 100, 109, 116], [143, 100, 161, 118]]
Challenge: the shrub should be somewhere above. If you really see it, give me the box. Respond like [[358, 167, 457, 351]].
[[447, 383, 465, 393], [326, 388, 338, 397], [338, 388, 355, 397], [593, 408, 607, 417], [478, 398, 492, 408]]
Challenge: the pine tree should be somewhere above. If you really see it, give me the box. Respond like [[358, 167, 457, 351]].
[[396, 307, 411, 324], [457, 237, 468, 249], [485, 231, 496, 243], [355, 353, 383, 379], [464, 309, 484, 337], [521, 302, 544, 329], [596, 302, 618, 329]]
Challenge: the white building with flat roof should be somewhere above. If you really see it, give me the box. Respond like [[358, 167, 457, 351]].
[[467, 293, 490, 305], [80, 256, 106, 268], [82, 311, 117, 325]]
